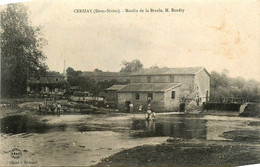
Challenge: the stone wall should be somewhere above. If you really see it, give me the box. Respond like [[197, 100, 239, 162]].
[[117, 93, 132, 112], [164, 86, 180, 112], [117, 92, 166, 112], [194, 70, 210, 102], [130, 76, 150, 83]]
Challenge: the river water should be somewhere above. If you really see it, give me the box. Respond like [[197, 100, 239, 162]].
[[0, 113, 259, 166]]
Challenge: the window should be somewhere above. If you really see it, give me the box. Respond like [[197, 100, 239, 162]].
[[56, 78, 59, 82], [148, 93, 153, 100], [169, 75, 174, 82], [171, 91, 175, 99], [147, 76, 151, 83], [135, 93, 140, 100]]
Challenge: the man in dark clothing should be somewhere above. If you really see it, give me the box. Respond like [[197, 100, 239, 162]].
[[57, 103, 61, 116]]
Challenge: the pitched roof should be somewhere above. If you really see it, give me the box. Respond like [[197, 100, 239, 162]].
[[118, 83, 181, 93], [27, 76, 65, 84], [130, 67, 206, 76], [81, 71, 130, 77], [106, 85, 126, 91]]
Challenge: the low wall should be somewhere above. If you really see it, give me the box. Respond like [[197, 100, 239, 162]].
[[203, 102, 241, 111]]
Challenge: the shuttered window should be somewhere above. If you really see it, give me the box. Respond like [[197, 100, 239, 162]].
[[135, 93, 140, 100], [171, 91, 175, 99]]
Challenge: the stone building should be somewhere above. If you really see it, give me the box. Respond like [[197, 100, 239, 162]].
[[129, 67, 210, 102], [105, 85, 126, 108], [81, 71, 130, 83], [117, 83, 181, 112], [116, 67, 210, 112]]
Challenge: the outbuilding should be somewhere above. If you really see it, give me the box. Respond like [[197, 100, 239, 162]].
[[117, 83, 181, 112], [105, 85, 126, 108]]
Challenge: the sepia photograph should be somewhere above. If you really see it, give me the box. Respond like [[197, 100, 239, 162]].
[[0, 0, 260, 166]]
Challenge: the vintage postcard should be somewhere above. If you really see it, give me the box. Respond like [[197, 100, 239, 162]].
[[0, 0, 260, 166]]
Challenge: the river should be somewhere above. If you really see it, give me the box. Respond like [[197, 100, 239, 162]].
[[1, 113, 259, 166]]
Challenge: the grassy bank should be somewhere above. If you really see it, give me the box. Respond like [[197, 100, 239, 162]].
[[96, 140, 260, 166]]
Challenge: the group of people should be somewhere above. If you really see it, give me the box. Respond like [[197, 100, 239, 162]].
[[128, 101, 156, 120], [127, 103, 143, 113], [38, 102, 62, 116]]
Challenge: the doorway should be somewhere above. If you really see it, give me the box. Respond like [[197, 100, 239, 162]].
[[179, 103, 185, 112], [125, 101, 131, 113]]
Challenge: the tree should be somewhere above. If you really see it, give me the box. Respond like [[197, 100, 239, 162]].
[[94, 68, 103, 72], [150, 65, 159, 69], [66, 67, 83, 86], [1, 4, 47, 97], [66, 67, 129, 96], [210, 70, 260, 102], [66, 67, 76, 76], [66, 67, 98, 96], [120, 59, 143, 72]]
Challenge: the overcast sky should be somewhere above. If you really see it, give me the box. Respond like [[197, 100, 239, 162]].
[[2, 0, 260, 80]]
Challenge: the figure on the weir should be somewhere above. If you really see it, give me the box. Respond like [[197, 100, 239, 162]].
[[146, 99, 156, 120]]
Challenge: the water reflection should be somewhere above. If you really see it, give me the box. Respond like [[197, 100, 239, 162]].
[[0, 115, 48, 134], [145, 120, 155, 132], [0, 115, 67, 134], [131, 116, 207, 140]]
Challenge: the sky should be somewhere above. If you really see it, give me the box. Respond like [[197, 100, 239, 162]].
[[1, 0, 260, 80]]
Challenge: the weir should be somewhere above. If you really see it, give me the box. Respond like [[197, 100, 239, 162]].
[[203, 102, 242, 111]]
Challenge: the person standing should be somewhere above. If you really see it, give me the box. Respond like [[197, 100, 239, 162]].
[[206, 91, 209, 102], [138, 105, 143, 112], [57, 103, 61, 116], [146, 103, 152, 120], [129, 103, 134, 113], [51, 102, 56, 115], [38, 104, 42, 114], [146, 103, 156, 120], [196, 94, 200, 106]]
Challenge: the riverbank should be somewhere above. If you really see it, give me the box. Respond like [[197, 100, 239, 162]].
[[96, 139, 260, 166]]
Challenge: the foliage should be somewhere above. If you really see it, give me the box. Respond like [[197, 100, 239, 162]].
[[66, 67, 127, 96], [120, 59, 143, 72], [1, 3, 47, 97], [94, 68, 103, 72], [150, 65, 159, 69], [66, 67, 82, 76], [66, 67, 86, 89], [210, 70, 260, 101]]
